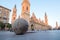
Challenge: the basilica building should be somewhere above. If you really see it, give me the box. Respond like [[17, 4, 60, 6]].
[[11, 0, 52, 30]]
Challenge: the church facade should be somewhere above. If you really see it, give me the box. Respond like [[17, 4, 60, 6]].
[[11, 0, 52, 30]]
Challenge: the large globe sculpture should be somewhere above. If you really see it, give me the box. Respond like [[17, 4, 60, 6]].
[[12, 18, 29, 35]]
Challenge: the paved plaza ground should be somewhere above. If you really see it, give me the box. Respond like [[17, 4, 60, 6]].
[[0, 30, 60, 40]]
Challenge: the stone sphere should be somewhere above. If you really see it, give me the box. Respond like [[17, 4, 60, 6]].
[[12, 18, 29, 35]]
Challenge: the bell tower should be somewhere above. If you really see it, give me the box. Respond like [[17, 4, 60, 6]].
[[21, 0, 30, 21], [44, 12, 48, 25], [56, 21, 58, 29], [11, 5, 17, 24]]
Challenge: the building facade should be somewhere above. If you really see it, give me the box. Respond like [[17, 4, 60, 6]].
[[11, 5, 17, 24], [0, 6, 11, 23], [21, 0, 30, 22], [11, 0, 52, 30]]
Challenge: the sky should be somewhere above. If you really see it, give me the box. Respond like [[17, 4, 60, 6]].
[[0, 0, 60, 28]]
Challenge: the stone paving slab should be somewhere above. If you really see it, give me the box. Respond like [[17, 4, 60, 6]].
[[0, 31, 60, 40]]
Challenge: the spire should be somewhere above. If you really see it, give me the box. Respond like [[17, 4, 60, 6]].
[[44, 12, 48, 25], [11, 5, 17, 24], [45, 12, 47, 16], [15, 4, 16, 8], [32, 12, 36, 18], [56, 21, 58, 29], [31, 12, 38, 23], [13, 4, 16, 9], [13, 5, 17, 12]]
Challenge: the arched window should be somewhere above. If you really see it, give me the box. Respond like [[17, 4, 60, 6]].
[[31, 24, 34, 31], [14, 17, 15, 20], [26, 6, 28, 11]]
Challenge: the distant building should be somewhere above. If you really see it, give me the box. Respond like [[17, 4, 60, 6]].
[[30, 12, 51, 30], [11, 0, 52, 30], [0, 6, 11, 23], [53, 21, 59, 30], [11, 5, 17, 24], [55, 21, 59, 29], [44, 12, 48, 25]]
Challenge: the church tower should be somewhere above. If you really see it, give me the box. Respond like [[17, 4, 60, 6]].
[[44, 12, 48, 25], [18, 15, 20, 19], [21, 0, 30, 21], [39, 18, 41, 23], [56, 21, 58, 29], [11, 5, 17, 24]]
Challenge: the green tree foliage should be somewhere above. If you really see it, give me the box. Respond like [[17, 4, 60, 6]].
[[6, 23, 12, 29], [0, 21, 12, 30], [0, 21, 5, 29]]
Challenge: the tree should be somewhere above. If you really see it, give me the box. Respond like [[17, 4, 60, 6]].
[[6, 23, 12, 29], [0, 21, 5, 30]]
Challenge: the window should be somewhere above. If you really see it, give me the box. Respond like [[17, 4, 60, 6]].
[[3, 17, 7, 20], [0, 10, 1, 14], [0, 10, 1, 17], [3, 20, 7, 23], [14, 17, 15, 20], [26, 6, 28, 11], [0, 17, 1, 18], [0, 8, 2, 14], [4, 12, 6, 15], [3, 12, 7, 18]]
